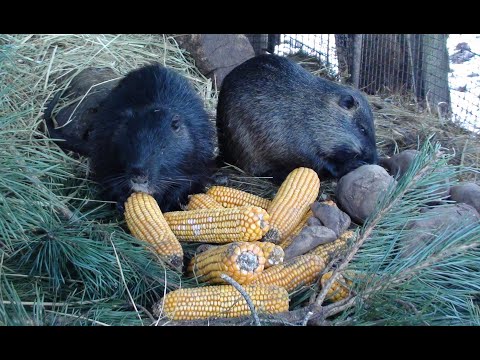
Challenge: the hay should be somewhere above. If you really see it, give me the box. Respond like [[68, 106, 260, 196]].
[[285, 51, 339, 81], [2, 33, 479, 202], [371, 95, 480, 182], [0, 34, 217, 129], [3, 34, 480, 326]]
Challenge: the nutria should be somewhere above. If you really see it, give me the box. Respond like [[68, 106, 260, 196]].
[[45, 63, 216, 212], [216, 54, 378, 183]]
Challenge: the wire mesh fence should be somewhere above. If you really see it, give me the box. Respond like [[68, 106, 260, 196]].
[[447, 34, 480, 133], [245, 34, 480, 133]]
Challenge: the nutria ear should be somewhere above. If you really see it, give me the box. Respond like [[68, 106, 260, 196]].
[[338, 94, 358, 110]]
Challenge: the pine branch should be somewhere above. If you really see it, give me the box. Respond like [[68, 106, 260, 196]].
[[220, 273, 261, 326], [151, 298, 360, 326], [283, 140, 480, 325], [314, 142, 444, 311], [153, 305, 314, 326], [323, 144, 480, 325]]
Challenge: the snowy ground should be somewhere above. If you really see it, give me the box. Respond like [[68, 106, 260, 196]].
[[447, 34, 480, 132], [275, 34, 480, 133], [276, 34, 339, 74]]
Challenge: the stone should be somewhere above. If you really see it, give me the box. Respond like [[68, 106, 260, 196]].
[[310, 201, 351, 238], [379, 150, 450, 204], [175, 34, 255, 88], [450, 49, 475, 64], [284, 226, 337, 260], [306, 216, 323, 227], [336, 165, 396, 224], [455, 42, 471, 51], [449, 182, 480, 214], [379, 149, 420, 179], [399, 203, 480, 258]]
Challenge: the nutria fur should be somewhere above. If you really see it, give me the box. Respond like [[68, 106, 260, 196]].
[[45, 63, 216, 212], [216, 54, 378, 183]]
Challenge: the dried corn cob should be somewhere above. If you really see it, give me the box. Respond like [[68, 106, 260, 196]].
[[308, 230, 353, 263], [124, 192, 183, 269], [265, 167, 320, 243], [207, 186, 271, 209], [186, 193, 224, 210], [278, 209, 313, 249], [321, 271, 353, 302], [164, 206, 270, 243], [194, 242, 283, 268], [253, 241, 284, 268], [187, 242, 266, 284], [252, 254, 325, 293], [153, 284, 289, 320]]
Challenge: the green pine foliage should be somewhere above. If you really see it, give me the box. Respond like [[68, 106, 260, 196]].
[[327, 141, 480, 325], [1, 34, 479, 326], [0, 35, 196, 326]]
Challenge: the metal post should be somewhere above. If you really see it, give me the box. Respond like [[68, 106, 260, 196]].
[[352, 34, 363, 88]]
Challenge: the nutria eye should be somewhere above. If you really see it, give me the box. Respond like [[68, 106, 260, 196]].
[[339, 94, 357, 110], [171, 115, 181, 131]]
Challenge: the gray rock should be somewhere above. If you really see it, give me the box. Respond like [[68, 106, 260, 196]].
[[400, 203, 480, 258], [310, 201, 351, 238], [379, 149, 420, 179], [175, 34, 255, 87], [284, 226, 337, 260], [449, 182, 480, 214], [306, 216, 323, 227], [455, 42, 471, 51], [380, 150, 450, 204], [336, 165, 396, 224], [450, 50, 475, 64]]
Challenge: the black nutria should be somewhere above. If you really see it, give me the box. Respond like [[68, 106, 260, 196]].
[[45, 63, 216, 212], [216, 54, 378, 184]]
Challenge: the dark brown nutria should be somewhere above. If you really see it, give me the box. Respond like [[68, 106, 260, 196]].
[[45, 63, 216, 212], [216, 54, 378, 184]]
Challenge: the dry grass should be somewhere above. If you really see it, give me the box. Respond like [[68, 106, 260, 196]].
[[0, 34, 217, 128], [2, 33, 479, 202], [370, 95, 480, 182]]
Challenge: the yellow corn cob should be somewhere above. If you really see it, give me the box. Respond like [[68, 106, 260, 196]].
[[265, 168, 320, 243], [308, 230, 354, 263], [124, 192, 183, 269], [186, 193, 224, 210], [187, 242, 266, 285], [164, 206, 270, 243], [153, 284, 289, 320], [207, 186, 271, 210], [252, 254, 325, 293], [321, 271, 354, 302], [278, 209, 313, 249], [253, 241, 284, 268]]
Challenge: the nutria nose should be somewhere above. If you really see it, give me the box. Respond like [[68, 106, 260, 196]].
[[132, 175, 148, 185]]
